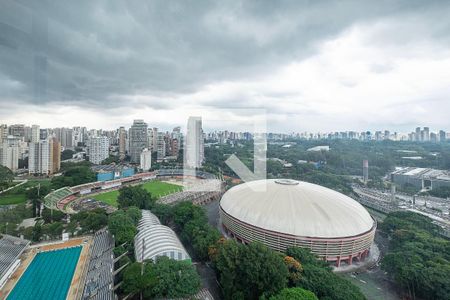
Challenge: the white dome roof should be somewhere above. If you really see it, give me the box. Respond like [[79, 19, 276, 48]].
[[220, 179, 374, 238]]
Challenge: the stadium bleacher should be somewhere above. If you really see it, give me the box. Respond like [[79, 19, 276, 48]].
[[0, 235, 30, 287], [82, 229, 115, 300], [43, 187, 74, 209]]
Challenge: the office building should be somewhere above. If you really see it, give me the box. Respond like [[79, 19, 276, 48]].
[[129, 120, 148, 164], [140, 148, 152, 171], [88, 136, 110, 164]]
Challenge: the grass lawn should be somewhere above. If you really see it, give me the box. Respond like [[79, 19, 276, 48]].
[[0, 194, 27, 205], [0, 178, 51, 206], [92, 180, 182, 207]]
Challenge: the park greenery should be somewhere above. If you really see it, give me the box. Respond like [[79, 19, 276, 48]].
[[204, 139, 450, 195], [380, 211, 450, 300], [51, 163, 96, 189], [117, 185, 156, 209], [269, 287, 319, 300], [61, 149, 75, 160], [0, 179, 51, 206], [122, 257, 201, 299], [0, 165, 14, 191]]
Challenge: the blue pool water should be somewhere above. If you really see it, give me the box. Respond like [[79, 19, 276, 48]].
[[7, 246, 82, 300]]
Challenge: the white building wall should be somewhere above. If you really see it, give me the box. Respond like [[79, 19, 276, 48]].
[[88, 136, 109, 164]]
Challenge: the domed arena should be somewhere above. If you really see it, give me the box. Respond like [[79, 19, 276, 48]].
[[219, 179, 376, 266]]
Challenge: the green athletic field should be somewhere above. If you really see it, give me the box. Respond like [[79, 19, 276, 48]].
[[92, 180, 182, 207]]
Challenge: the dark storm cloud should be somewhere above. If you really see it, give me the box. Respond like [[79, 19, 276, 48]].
[[0, 0, 449, 111]]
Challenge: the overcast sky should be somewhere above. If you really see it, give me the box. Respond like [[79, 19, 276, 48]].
[[1, 0, 450, 132]]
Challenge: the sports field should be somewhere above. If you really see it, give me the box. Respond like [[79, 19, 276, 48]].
[[92, 180, 182, 207], [7, 246, 82, 300]]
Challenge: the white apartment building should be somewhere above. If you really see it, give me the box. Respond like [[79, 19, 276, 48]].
[[140, 148, 152, 171], [88, 136, 109, 164], [29, 138, 53, 175], [31, 125, 40, 143]]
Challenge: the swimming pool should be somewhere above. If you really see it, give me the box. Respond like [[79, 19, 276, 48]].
[[7, 246, 82, 300]]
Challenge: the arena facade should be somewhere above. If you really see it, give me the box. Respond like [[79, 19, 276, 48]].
[[220, 179, 376, 266]]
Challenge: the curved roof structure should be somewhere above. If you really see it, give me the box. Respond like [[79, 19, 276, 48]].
[[137, 210, 160, 231], [220, 179, 374, 238], [134, 210, 189, 262]]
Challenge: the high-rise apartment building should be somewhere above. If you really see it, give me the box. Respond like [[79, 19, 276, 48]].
[[51, 137, 61, 173], [29, 138, 54, 175], [439, 130, 446, 142], [0, 124, 7, 142], [54, 127, 73, 149], [129, 120, 148, 164], [118, 126, 127, 159], [184, 116, 204, 168], [8, 124, 25, 138], [88, 136, 110, 164], [415, 127, 421, 142], [156, 132, 166, 161], [140, 148, 152, 171], [152, 127, 158, 152], [0, 136, 20, 172], [423, 127, 430, 142], [31, 125, 40, 143]]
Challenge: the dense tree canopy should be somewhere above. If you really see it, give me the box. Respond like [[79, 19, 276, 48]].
[[61, 149, 75, 160], [285, 247, 365, 300], [108, 210, 137, 245], [149, 256, 201, 299], [213, 240, 288, 300], [117, 186, 155, 209], [167, 202, 221, 261], [380, 211, 450, 300], [51, 165, 96, 189], [122, 262, 157, 296], [0, 165, 14, 191], [269, 288, 318, 300]]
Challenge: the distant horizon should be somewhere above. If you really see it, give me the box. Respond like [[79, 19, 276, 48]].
[[1, 120, 448, 136]]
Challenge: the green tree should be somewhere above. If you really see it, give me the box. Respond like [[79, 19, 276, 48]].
[[149, 256, 201, 299], [125, 206, 142, 226], [214, 241, 288, 300], [101, 155, 120, 165], [32, 223, 42, 242], [285, 247, 365, 300], [26, 185, 50, 217], [51, 166, 96, 189], [61, 149, 75, 160], [0, 165, 14, 191], [270, 288, 318, 300], [108, 211, 136, 245], [117, 186, 155, 209], [41, 208, 65, 223], [122, 262, 157, 295]]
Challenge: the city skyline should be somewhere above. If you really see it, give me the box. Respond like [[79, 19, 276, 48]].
[[1, 1, 450, 131]]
